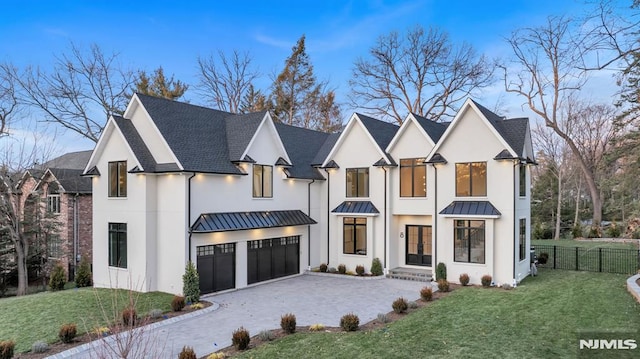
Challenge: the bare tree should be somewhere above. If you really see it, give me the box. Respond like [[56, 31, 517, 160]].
[[0, 63, 19, 137], [350, 25, 494, 125], [502, 15, 611, 227], [196, 50, 260, 113], [9, 43, 134, 142]]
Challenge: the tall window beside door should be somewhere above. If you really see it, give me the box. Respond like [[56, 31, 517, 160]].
[[400, 158, 426, 197], [108, 161, 127, 197]]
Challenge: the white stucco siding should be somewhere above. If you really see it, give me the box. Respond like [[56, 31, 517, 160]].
[[92, 129, 152, 291], [326, 121, 387, 271], [388, 119, 434, 215], [128, 101, 176, 165], [434, 108, 518, 285]]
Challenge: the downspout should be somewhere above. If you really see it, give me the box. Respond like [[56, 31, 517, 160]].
[[382, 167, 388, 270], [323, 169, 330, 266], [307, 179, 316, 269], [512, 162, 517, 282], [73, 193, 79, 278], [187, 173, 196, 263], [432, 164, 438, 268]]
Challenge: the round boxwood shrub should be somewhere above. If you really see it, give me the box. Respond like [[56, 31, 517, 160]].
[[355, 265, 365, 276], [337, 264, 346, 274], [59, 323, 77, 343], [280, 313, 296, 334], [437, 279, 450, 292], [232, 327, 250, 350], [319, 263, 328, 273], [392, 297, 408, 314], [340, 313, 359, 332], [459, 273, 470, 286], [178, 346, 196, 359], [420, 286, 433, 301], [481, 275, 492, 288], [172, 295, 186, 312]]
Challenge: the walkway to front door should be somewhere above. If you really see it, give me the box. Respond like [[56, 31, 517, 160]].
[[406, 225, 432, 266]]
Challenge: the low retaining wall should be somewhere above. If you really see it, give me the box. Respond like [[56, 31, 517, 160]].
[[626, 274, 640, 303]]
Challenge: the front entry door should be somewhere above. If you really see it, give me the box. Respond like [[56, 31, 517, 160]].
[[406, 225, 432, 266]]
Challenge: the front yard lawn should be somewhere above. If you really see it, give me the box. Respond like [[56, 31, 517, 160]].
[[532, 239, 638, 249], [234, 270, 640, 358], [0, 288, 172, 353]]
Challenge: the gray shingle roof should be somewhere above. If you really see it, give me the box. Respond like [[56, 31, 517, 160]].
[[113, 115, 159, 172], [411, 113, 448, 143], [43, 150, 92, 170], [356, 113, 399, 150], [191, 210, 317, 233], [439, 201, 501, 217], [226, 112, 266, 162], [275, 123, 331, 180], [49, 168, 92, 193], [311, 132, 340, 166], [136, 93, 243, 175], [471, 100, 529, 156]]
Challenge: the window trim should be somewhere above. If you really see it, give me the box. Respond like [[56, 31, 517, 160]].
[[519, 218, 526, 261], [455, 162, 487, 197], [108, 222, 127, 268], [47, 194, 61, 214], [399, 158, 427, 197], [108, 161, 127, 198], [343, 217, 367, 255], [252, 164, 273, 198], [346, 168, 369, 198], [454, 219, 485, 264], [519, 164, 527, 197]]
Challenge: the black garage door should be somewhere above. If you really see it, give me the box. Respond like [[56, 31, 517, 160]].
[[197, 243, 235, 294], [247, 236, 299, 284]]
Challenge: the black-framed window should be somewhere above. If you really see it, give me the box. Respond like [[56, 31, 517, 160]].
[[346, 168, 369, 197], [400, 158, 426, 197], [454, 220, 485, 264], [519, 218, 526, 261], [108, 223, 127, 268], [519, 165, 526, 197], [343, 217, 367, 255], [47, 194, 60, 214], [252, 164, 273, 198], [108, 161, 127, 197], [455, 162, 487, 197]]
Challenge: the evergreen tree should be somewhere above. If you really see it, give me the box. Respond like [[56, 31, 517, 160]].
[[239, 84, 271, 113], [182, 261, 200, 304], [134, 67, 188, 100]]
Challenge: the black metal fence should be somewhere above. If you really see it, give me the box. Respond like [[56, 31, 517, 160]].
[[533, 245, 640, 274]]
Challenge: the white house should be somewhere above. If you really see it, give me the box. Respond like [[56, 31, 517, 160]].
[[84, 94, 534, 294]]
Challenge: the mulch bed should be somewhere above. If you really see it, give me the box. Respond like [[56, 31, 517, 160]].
[[15, 301, 212, 359], [200, 285, 461, 359]]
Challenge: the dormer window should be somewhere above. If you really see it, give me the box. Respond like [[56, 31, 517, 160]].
[[253, 164, 273, 198], [47, 184, 60, 214], [346, 168, 369, 197], [108, 161, 127, 197]]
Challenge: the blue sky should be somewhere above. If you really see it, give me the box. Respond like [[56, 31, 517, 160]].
[[0, 0, 617, 154]]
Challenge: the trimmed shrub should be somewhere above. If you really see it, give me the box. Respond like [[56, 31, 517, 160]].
[[337, 264, 346, 274], [538, 252, 549, 265], [420, 286, 433, 301], [392, 297, 408, 314], [377, 313, 389, 323], [49, 264, 66, 291], [75, 259, 92, 288], [370, 257, 383, 276], [31, 340, 49, 353], [481, 275, 492, 288], [232, 327, 250, 350], [571, 224, 583, 238], [501, 283, 513, 290], [190, 302, 204, 310], [588, 226, 602, 238], [435, 262, 447, 281], [172, 295, 186, 312], [0, 340, 15, 359], [355, 265, 365, 275], [328, 267, 338, 273], [122, 307, 137, 326], [607, 222, 621, 238], [183, 261, 200, 304], [408, 301, 418, 309], [437, 279, 450, 292], [59, 323, 77, 343], [178, 346, 197, 359], [459, 273, 470, 286], [258, 330, 275, 341], [280, 313, 297, 334], [340, 313, 359, 332], [207, 353, 227, 359], [149, 308, 163, 319], [319, 263, 328, 272], [310, 323, 325, 331]]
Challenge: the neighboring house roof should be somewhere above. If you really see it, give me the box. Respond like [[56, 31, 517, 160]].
[[47, 168, 92, 194], [191, 210, 317, 233], [331, 201, 380, 214], [439, 201, 501, 218], [43, 150, 92, 170]]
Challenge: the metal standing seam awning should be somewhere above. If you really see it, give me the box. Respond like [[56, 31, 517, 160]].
[[331, 201, 380, 215], [191, 210, 317, 233], [439, 201, 501, 218]]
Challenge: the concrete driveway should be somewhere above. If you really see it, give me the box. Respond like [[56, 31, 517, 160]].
[[51, 274, 431, 358]]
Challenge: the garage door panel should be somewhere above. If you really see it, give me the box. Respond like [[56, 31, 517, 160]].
[[197, 256, 215, 294], [247, 235, 300, 284], [197, 243, 235, 294]]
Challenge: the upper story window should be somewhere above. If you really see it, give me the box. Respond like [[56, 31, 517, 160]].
[[253, 164, 273, 198], [400, 158, 426, 197], [47, 194, 60, 214], [455, 162, 486, 197], [346, 168, 369, 197], [519, 165, 526, 197], [108, 161, 127, 197]]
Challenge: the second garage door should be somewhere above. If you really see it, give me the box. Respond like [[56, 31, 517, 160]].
[[247, 236, 300, 284]]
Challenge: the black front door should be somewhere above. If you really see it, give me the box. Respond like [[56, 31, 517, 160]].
[[406, 225, 432, 266]]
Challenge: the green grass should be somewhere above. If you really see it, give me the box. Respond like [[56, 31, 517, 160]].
[[234, 270, 640, 359], [532, 239, 638, 250], [0, 287, 172, 353]]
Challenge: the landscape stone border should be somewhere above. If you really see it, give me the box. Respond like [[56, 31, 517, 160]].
[[304, 270, 386, 280], [626, 274, 640, 303]]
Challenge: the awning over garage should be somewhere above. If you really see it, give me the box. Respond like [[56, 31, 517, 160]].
[[439, 201, 501, 218], [331, 201, 379, 215], [191, 210, 317, 233]]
